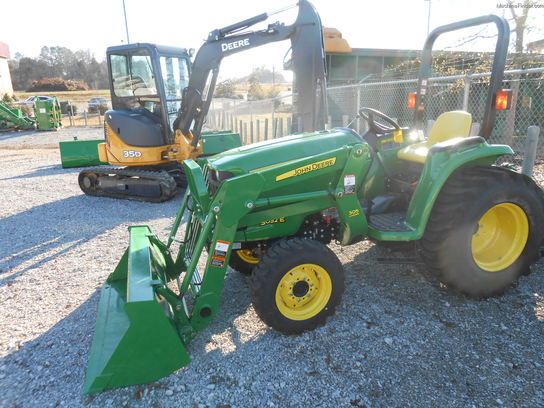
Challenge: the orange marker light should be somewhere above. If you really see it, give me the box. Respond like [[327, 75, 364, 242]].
[[495, 89, 512, 111], [407, 92, 416, 109]]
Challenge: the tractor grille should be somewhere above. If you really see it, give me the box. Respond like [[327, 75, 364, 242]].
[[184, 210, 203, 262], [202, 163, 220, 197], [183, 210, 204, 291], [202, 163, 235, 197]]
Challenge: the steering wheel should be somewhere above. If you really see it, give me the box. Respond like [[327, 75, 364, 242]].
[[358, 107, 401, 135]]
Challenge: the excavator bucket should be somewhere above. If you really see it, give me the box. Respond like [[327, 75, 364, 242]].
[[84, 226, 191, 394]]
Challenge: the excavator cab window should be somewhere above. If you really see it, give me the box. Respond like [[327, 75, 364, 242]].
[[110, 53, 158, 98], [160, 56, 190, 130]]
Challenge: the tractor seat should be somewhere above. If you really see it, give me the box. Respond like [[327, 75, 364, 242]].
[[397, 111, 472, 164]]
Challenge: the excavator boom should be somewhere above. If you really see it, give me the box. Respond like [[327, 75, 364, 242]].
[[175, 0, 328, 146]]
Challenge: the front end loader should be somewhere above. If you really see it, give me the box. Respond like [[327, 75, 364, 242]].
[[84, 15, 544, 393]]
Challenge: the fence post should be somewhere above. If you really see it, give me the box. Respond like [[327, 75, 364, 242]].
[[279, 118, 284, 137], [356, 86, 361, 133], [287, 117, 292, 135], [426, 120, 435, 136], [264, 118, 269, 140], [84, 111, 88, 127], [256, 119, 260, 142], [98, 112, 102, 127], [470, 122, 481, 136], [69, 105, 74, 127], [239, 120, 243, 142], [462, 76, 471, 111], [243, 122, 248, 144], [522, 126, 540, 177], [250, 121, 254, 144], [327, 115, 332, 130], [273, 118, 278, 138]]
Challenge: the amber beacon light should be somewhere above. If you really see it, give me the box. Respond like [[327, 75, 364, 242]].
[[495, 89, 512, 111], [407, 92, 417, 109]]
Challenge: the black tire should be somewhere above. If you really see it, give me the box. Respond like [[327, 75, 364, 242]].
[[229, 249, 260, 275], [250, 238, 345, 334], [421, 166, 544, 298]]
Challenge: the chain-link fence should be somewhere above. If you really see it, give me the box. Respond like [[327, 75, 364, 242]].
[[208, 67, 544, 160], [327, 67, 544, 156]]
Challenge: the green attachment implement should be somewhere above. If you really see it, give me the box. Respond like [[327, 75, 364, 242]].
[[34, 97, 62, 130], [0, 101, 35, 130], [58, 100, 105, 167], [200, 130, 242, 155], [59, 139, 107, 168], [84, 225, 191, 394]]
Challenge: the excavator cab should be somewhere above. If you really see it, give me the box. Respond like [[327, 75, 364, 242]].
[[105, 43, 192, 152], [77, 44, 199, 202]]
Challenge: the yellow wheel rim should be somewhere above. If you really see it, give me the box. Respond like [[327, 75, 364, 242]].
[[471, 203, 529, 272], [275, 264, 332, 321], [237, 249, 260, 264]]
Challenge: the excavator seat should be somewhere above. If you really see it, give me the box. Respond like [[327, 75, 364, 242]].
[[397, 111, 472, 164]]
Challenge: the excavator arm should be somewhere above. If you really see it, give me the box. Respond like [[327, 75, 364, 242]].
[[173, 0, 328, 147]]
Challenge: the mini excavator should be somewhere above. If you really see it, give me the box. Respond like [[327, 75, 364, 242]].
[[78, 0, 328, 202]]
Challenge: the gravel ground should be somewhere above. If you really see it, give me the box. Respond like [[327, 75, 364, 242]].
[[1, 128, 544, 408]]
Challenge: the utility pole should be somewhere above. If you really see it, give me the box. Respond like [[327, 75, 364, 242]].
[[424, 0, 432, 36], [122, 0, 130, 44]]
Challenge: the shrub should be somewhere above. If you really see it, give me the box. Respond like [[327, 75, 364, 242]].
[[2, 93, 14, 103], [59, 101, 78, 115], [88, 103, 108, 114], [19, 104, 33, 117], [214, 79, 237, 98], [27, 77, 89, 92]]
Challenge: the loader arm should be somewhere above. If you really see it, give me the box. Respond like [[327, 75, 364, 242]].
[[173, 0, 328, 147]]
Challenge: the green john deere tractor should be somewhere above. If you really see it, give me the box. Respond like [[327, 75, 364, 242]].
[[84, 15, 544, 393]]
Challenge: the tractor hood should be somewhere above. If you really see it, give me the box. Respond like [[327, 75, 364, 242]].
[[205, 128, 361, 176]]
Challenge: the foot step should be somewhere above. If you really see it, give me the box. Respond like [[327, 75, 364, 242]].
[[368, 212, 410, 232]]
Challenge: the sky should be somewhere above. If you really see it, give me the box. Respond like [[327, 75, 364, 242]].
[[1, 0, 543, 81]]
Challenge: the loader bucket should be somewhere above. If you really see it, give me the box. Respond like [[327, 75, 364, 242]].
[[84, 226, 191, 394], [59, 139, 107, 168]]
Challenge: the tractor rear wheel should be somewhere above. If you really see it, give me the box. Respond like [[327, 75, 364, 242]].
[[250, 238, 344, 334], [421, 166, 544, 297]]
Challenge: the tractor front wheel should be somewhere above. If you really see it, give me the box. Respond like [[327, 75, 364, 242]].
[[250, 238, 345, 334], [421, 166, 544, 297], [229, 249, 261, 275]]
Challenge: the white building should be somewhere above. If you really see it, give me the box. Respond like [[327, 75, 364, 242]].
[[0, 42, 13, 96]]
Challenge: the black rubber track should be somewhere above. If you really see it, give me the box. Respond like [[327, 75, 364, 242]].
[[250, 238, 345, 334], [420, 165, 544, 298], [78, 166, 177, 203]]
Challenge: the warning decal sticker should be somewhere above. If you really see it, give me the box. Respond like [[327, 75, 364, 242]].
[[211, 240, 231, 268], [344, 174, 356, 194]]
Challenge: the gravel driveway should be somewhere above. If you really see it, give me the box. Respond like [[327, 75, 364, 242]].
[[1, 128, 543, 408]]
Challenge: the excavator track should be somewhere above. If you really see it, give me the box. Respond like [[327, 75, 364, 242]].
[[78, 166, 177, 203]]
